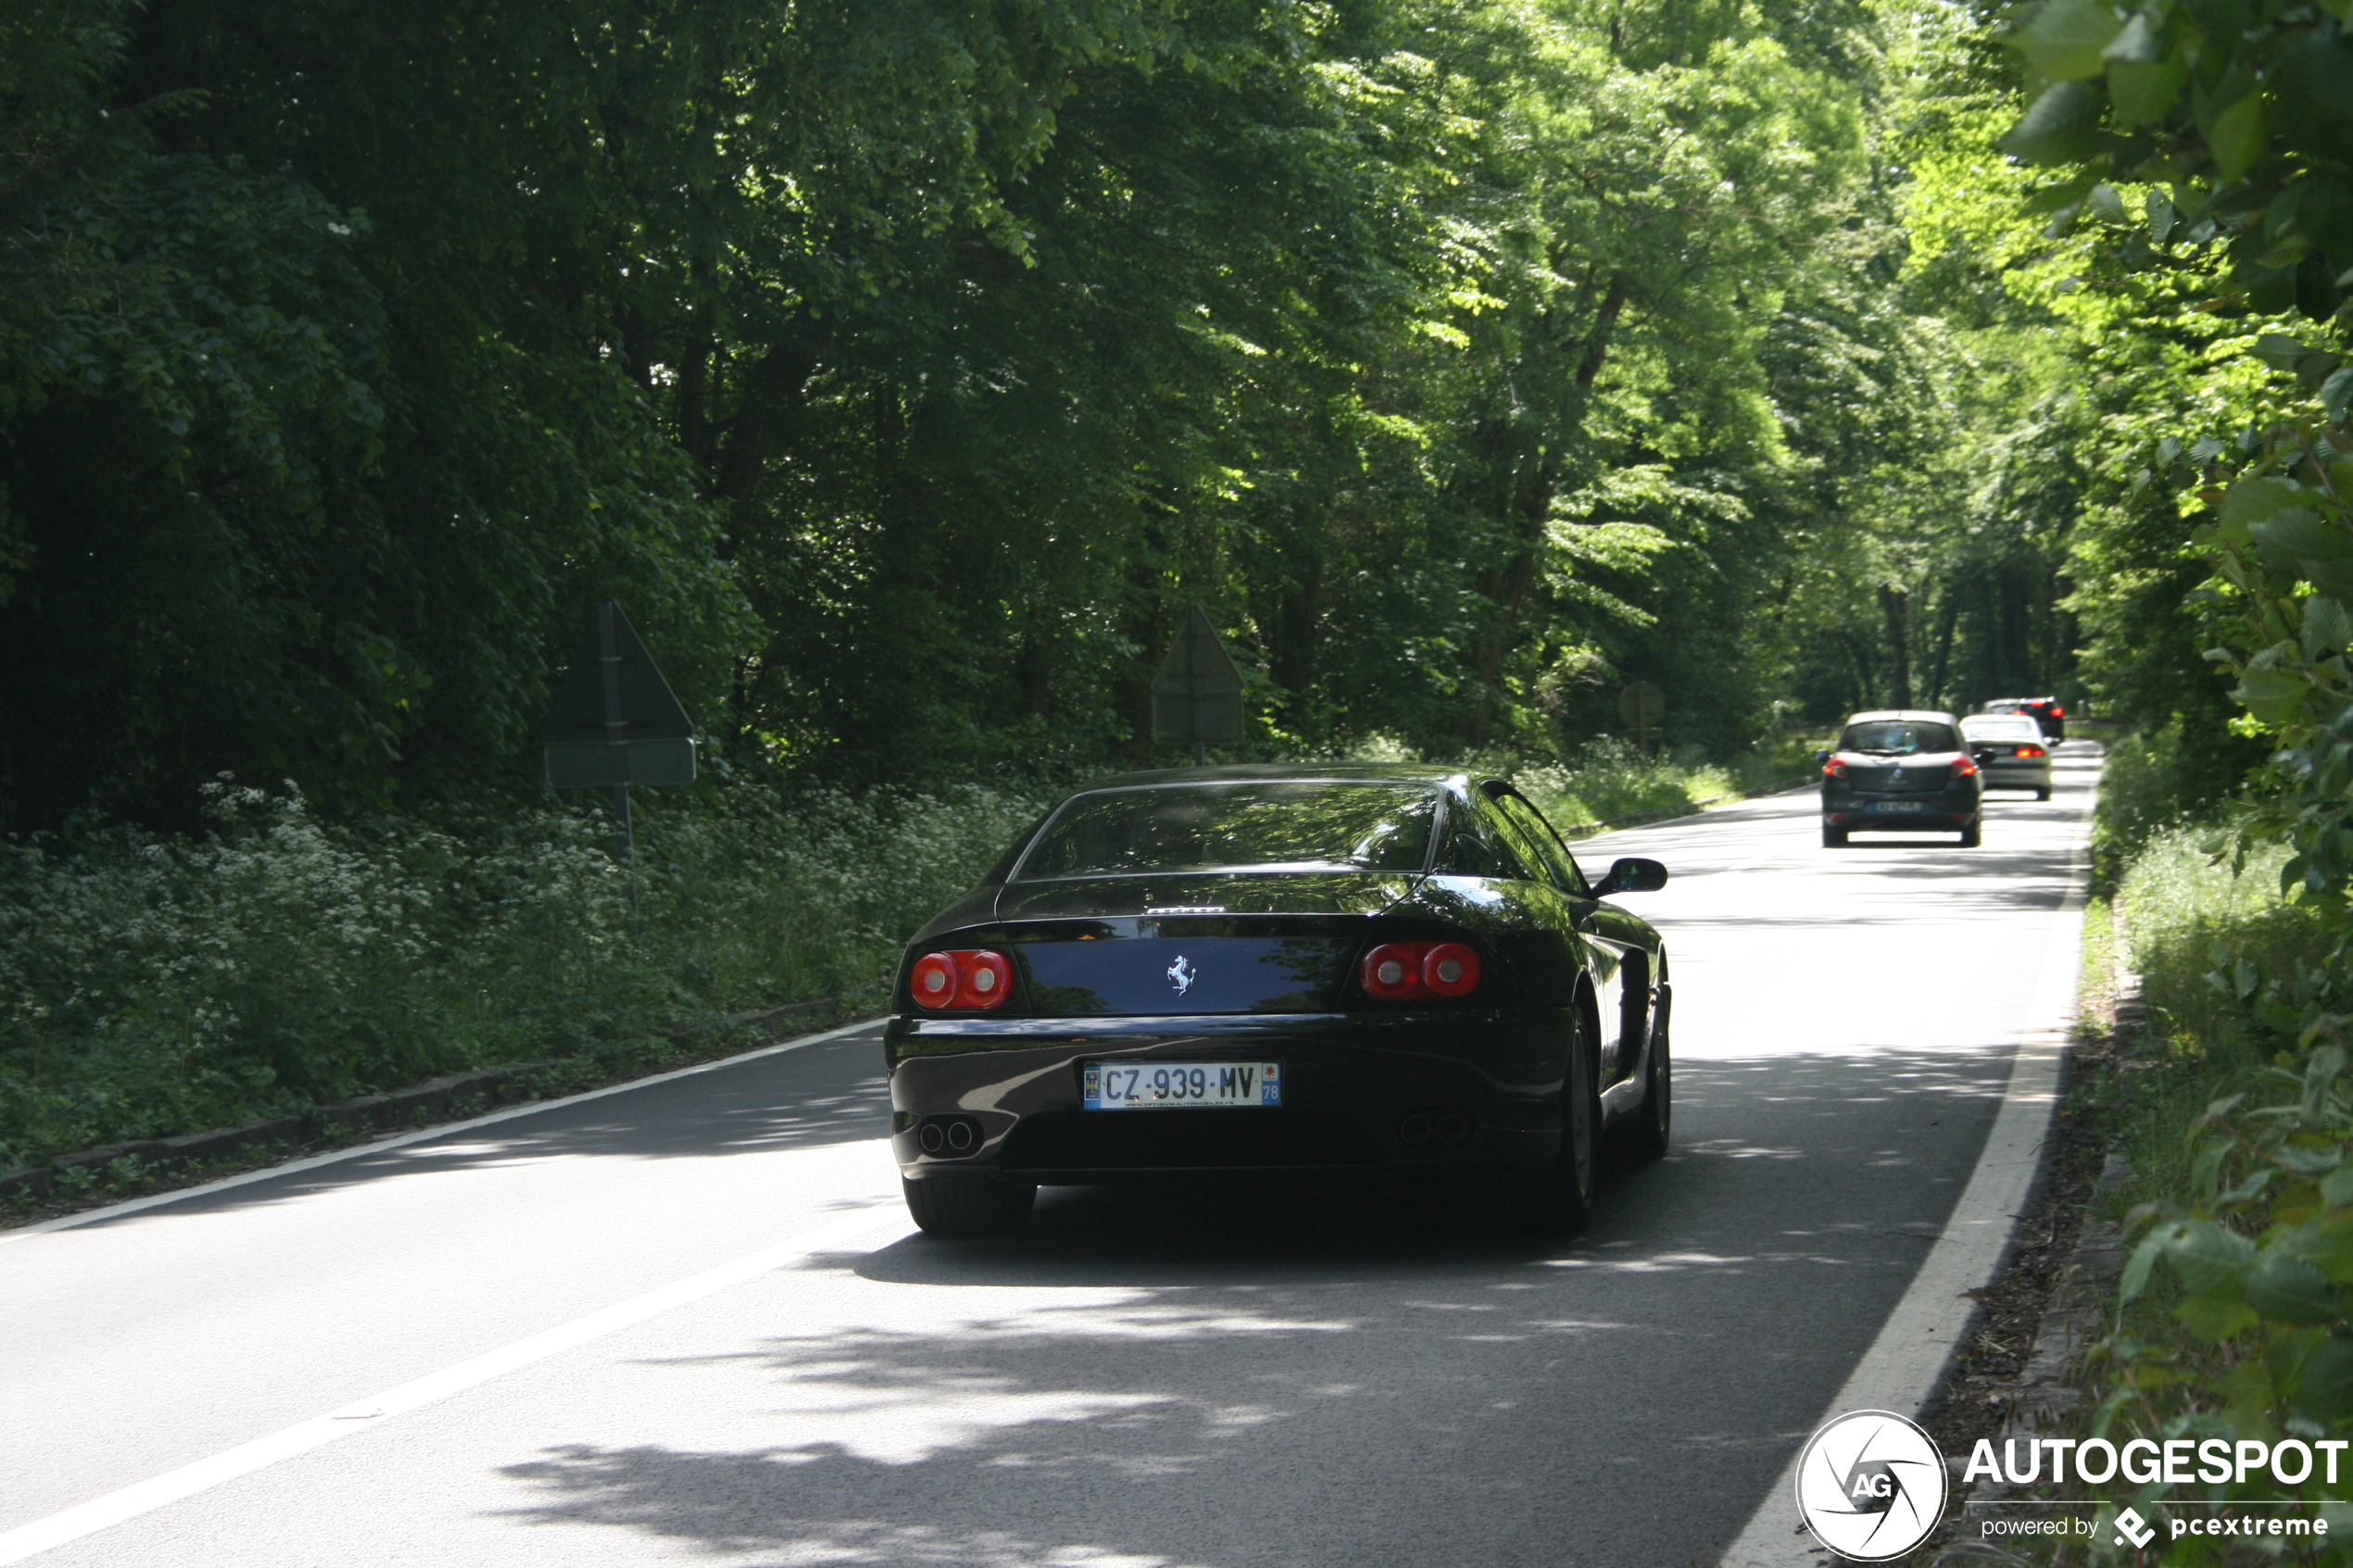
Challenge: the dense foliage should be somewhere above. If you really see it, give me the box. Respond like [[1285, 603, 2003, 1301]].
[[0, 779, 1044, 1166], [1952, 0, 2353, 1553], [0, 0, 2070, 835]]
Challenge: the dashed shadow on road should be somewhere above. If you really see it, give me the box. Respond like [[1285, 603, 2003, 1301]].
[[489, 1047, 2013, 1568]]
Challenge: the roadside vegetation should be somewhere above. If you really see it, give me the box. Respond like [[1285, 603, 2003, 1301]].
[[0, 781, 1045, 1170], [0, 736, 1817, 1171], [1503, 730, 1825, 834], [2045, 785, 2352, 1562], [1902, 0, 2353, 1551]]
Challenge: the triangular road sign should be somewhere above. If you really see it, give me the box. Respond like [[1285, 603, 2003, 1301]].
[[1151, 605, 1246, 747], [542, 602, 697, 788]]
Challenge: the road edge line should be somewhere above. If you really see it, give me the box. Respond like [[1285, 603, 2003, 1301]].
[[1716, 784, 2095, 1568], [0, 1200, 914, 1564], [0, 1015, 889, 1245]]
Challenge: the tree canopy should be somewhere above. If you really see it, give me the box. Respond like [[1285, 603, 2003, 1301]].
[[0, 0, 2091, 828]]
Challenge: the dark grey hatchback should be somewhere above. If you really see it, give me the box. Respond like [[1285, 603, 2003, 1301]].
[[1819, 709, 1984, 847], [885, 765, 1672, 1237]]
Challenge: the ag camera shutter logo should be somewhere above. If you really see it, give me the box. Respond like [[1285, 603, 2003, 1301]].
[[1794, 1410, 1949, 1561]]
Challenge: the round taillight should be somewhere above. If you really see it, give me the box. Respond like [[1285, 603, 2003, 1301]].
[[1423, 943, 1480, 998], [1363, 943, 1424, 1001], [954, 949, 1013, 1011], [911, 952, 959, 1010]]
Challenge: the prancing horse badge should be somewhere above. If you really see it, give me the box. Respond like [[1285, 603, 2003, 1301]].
[[1167, 955, 1195, 996]]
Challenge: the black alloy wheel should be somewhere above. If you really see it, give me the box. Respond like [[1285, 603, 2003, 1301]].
[[1620, 969, 1671, 1164], [903, 1174, 1038, 1237], [1515, 1004, 1600, 1231]]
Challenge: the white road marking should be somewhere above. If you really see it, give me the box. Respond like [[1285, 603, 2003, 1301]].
[[0, 1016, 891, 1245], [0, 1196, 916, 1563], [1717, 780, 2093, 1567]]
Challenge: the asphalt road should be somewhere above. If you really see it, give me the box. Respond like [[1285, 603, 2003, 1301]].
[[0, 746, 2097, 1567]]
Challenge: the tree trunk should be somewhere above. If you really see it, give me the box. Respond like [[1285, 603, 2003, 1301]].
[[1273, 548, 1321, 719], [1925, 595, 1959, 710], [1878, 584, 1913, 709], [1456, 271, 1633, 743]]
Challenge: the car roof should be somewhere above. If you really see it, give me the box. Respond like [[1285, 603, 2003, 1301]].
[[1962, 712, 2040, 724], [1069, 761, 1476, 792], [1842, 709, 1960, 726]]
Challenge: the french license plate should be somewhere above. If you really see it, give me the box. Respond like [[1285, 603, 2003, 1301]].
[[1869, 799, 1926, 812], [1083, 1061, 1281, 1110]]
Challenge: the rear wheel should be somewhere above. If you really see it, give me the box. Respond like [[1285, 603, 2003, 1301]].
[[1620, 970, 1671, 1165], [1822, 822, 1849, 847], [2035, 786, 2052, 802], [1959, 820, 1982, 848], [902, 1174, 1037, 1237], [1512, 1005, 1600, 1231]]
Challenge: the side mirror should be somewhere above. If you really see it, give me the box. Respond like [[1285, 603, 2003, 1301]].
[[1814, 748, 1833, 764], [1595, 857, 1668, 897]]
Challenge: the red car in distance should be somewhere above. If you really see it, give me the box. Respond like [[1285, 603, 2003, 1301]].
[[1979, 696, 2065, 744]]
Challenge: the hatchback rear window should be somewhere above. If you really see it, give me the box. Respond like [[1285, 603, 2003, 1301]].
[[1841, 720, 1959, 754], [1962, 719, 2042, 741], [1015, 782, 1441, 880]]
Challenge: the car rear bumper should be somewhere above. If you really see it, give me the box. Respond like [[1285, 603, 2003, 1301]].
[[1978, 760, 2053, 789], [885, 1010, 1579, 1180], [1821, 801, 1980, 828]]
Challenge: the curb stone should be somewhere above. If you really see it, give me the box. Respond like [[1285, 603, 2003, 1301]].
[[1557, 774, 1813, 840], [1931, 1152, 2133, 1564], [1929, 963, 2147, 1564], [0, 995, 842, 1205]]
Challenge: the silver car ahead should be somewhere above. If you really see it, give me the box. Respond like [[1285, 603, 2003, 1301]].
[[1959, 714, 2053, 800]]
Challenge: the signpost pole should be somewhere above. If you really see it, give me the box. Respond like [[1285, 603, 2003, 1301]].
[[595, 602, 636, 911], [596, 602, 634, 862], [541, 600, 695, 921]]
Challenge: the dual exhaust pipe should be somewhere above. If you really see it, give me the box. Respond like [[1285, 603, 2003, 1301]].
[[1397, 1111, 1472, 1148], [914, 1114, 983, 1157]]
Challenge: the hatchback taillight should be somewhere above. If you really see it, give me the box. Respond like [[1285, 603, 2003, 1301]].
[[1948, 756, 1979, 780], [1822, 759, 1848, 779], [1362, 940, 1482, 1002], [910, 948, 1013, 1011]]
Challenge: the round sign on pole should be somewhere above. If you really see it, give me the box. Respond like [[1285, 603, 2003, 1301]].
[[1617, 681, 1665, 728]]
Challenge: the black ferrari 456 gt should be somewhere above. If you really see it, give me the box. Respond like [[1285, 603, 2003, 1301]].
[[884, 765, 1672, 1236]]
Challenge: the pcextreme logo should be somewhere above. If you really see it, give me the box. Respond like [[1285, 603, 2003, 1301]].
[[1794, 1410, 1949, 1562]]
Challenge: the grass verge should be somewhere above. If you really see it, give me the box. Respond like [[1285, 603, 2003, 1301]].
[[1984, 819, 2353, 1562]]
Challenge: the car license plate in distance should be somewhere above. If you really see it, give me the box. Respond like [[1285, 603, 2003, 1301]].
[[1084, 1061, 1281, 1110], [1869, 799, 1926, 812]]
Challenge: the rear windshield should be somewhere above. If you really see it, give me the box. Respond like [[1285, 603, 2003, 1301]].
[[1961, 718, 2042, 740], [1015, 782, 1441, 880], [1841, 720, 1959, 754]]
